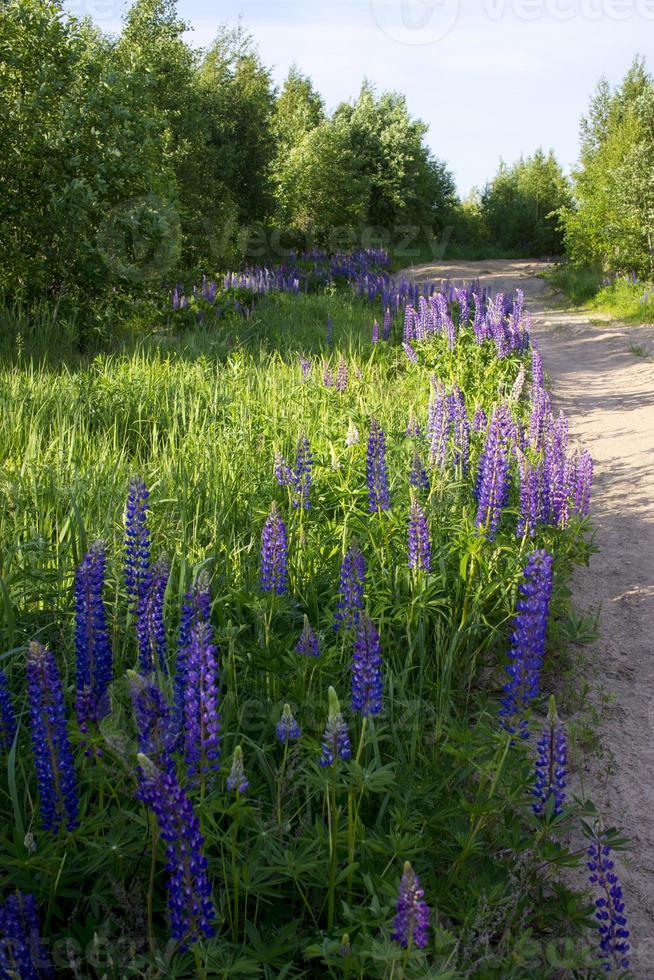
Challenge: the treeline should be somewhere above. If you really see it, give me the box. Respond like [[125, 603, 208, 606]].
[[562, 58, 654, 279], [0, 0, 459, 304]]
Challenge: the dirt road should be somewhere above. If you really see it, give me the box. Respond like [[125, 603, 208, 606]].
[[405, 259, 654, 975]]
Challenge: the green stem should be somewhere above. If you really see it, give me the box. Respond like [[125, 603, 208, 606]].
[[327, 765, 339, 930], [192, 944, 207, 980], [347, 716, 368, 905], [231, 816, 240, 943], [277, 739, 289, 824], [147, 813, 157, 958]]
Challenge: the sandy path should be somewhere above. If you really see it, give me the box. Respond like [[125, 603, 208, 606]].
[[403, 259, 654, 975]]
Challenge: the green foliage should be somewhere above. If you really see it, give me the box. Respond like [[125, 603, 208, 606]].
[[0, 284, 598, 976], [562, 58, 654, 278]]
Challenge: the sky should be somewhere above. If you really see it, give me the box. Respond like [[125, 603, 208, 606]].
[[63, 0, 651, 196]]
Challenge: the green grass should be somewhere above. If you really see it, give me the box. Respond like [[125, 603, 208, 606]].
[[0, 289, 601, 977], [548, 263, 654, 323]]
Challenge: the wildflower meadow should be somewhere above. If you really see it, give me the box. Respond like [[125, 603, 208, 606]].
[[0, 247, 632, 978]]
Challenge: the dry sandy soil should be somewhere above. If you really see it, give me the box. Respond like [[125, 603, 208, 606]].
[[404, 259, 654, 976]]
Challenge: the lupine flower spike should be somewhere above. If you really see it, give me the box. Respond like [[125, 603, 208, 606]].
[[137, 555, 169, 674], [74, 541, 113, 732], [351, 614, 383, 717], [0, 668, 17, 752], [173, 572, 211, 743], [346, 420, 359, 446], [475, 405, 511, 539], [0, 891, 54, 979], [183, 622, 221, 784], [260, 503, 289, 594], [128, 671, 176, 770], [499, 550, 554, 737], [371, 319, 380, 343], [293, 435, 312, 509], [391, 862, 430, 949], [334, 542, 366, 631], [532, 695, 567, 817], [366, 418, 391, 511], [408, 496, 432, 572], [296, 615, 320, 657], [587, 833, 630, 972], [276, 704, 301, 743], [227, 744, 249, 794], [26, 642, 79, 833], [137, 754, 216, 947], [124, 478, 151, 614], [320, 687, 351, 766]]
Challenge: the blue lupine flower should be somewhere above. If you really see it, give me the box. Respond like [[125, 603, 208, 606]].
[[26, 642, 79, 833], [406, 410, 421, 439], [372, 319, 380, 343], [334, 543, 366, 631], [532, 695, 567, 817], [124, 478, 151, 614], [472, 406, 487, 432], [320, 687, 351, 766], [409, 449, 429, 491], [137, 555, 169, 674], [336, 357, 348, 392], [366, 418, 391, 511], [276, 703, 301, 743], [499, 550, 554, 737], [136, 754, 216, 948], [0, 891, 54, 979], [260, 504, 289, 594], [128, 671, 176, 770], [475, 405, 511, 539], [403, 342, 418, 364], [274, 451, 293, 487], [391, 862, 430, 949], [293, 435, 312, 510], [408, 497, 431, 573], [173, 573, 211, 745], [587, 834, 630, 972], [351, 614, 383, 717], [227, 744, 249, 794], [183, 622, 221, 783], [383, 308, 392, 340], [296, 615, 320, 657], [74, 542, 113, 732], [0, 668, 17, 752], [450, 385, 470, 473]]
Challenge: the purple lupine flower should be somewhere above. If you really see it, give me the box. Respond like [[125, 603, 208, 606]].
[[292, 434, 313, 510], [296, 615, 320, 657], [124, 478, 151, 615], [516, 454, 544, 538], [351, 614, 383, 717], [136, 755, 216, 947], [408, 497, 431, 572], [499, 550, 554, 737], [403, 342, 419, 364], [299, 355, 312, 380], [325, 317, 333, 347], [529, 389, 551, 451], [334, 543, 366, 631], [475, 406, 511, 539], [587, 834, 630, 972], [366, 418, 391, 511], [173, 573, 211, 746], [74, 542, 113, 732], [403, 305, 415, 343], [128, 671, 176, 770], [409, 449, 429, 491], [320, 687, 351, 766], [346, 420, 360, 446], [383, 307, 392, 340], [137, 555, 169, 674], [455, 287, 469, 327], [406, 409, 421, 439], [26, 642, 79, 833], [510, 364, 526, 402], [336, 357, 348, 392], [543, 414, 570, 527], [0, 892, 54, 979], [472, 406, 487, 432], [391, 862, 430, 949], [274, 451, 293, 487], [276, 703, 301, 743], [531, 347, 544, 400], [183, 622, 221, 784], [0, 669, 17, 752], [532, 695, 567, 817], [372, 319, 380, 343], [450, 385, 470, 473], [571, 449, 593, 517], [260, 503, 288, 594], [322, 362, 334, 387], [227, 744, 249, 794]]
